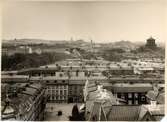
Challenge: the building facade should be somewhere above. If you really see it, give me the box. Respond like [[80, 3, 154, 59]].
[[145, 37, 157, 49], [46, 80, 68, 103]]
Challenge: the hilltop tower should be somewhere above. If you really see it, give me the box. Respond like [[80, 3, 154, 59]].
[[145, 37, 157, 49]]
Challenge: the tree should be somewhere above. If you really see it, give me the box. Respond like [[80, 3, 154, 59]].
[[69, 104, 80, 121], [58, 110, 62, 116]]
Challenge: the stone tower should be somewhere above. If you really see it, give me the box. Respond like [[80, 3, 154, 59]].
[[145, 37, 157, 49]]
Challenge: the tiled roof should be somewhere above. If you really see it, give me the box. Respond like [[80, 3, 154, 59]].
[[138, 104, 164, 121], [87, 103, 164, 121], [89, 101, 102, 121], [107, 105, 141, 121]]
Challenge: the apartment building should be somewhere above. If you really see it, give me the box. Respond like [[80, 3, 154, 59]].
[[1, 83, 46, 121]]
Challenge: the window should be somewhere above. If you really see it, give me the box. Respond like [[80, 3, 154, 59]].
[[51, 73, 54, 76], [59, 74, 63, 77], [48, 90, 51, 93], [46, 80, 49, 83], [128, 100, 132, 105], [69, 90, 72, 94], [135, 100, 138, 105], [141, 96, 146, 101], [128, 93, 132, 98], [121, 95, 125, 99], [62, 80, 65, 83], [60, 91, 63, 95], [134, 93, 138, 98], [117, 93, 121, 98], [54, 80, 57, 83], [64, 90, 67, 95], [76, 70, 79, 77]]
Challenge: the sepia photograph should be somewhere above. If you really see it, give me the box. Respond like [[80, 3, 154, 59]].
[[1, 0, 166, 121]]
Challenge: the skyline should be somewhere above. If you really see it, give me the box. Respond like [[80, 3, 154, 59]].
[[2, 1, 167, 43]]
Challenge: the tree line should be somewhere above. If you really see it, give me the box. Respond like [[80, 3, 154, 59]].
[[2, 52, 72, 71]]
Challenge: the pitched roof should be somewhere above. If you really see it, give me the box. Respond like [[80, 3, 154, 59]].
[[106, 105, 141, 121], [139, 104, 164, 121], [1, 83, 44, 120]]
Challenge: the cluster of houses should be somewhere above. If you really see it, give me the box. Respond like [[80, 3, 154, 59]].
[[1, 57, 165, 121]]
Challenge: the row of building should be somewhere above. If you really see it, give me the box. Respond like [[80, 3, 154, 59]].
[[2, 73, 164, 104], [1, 82, 47, 121], [2, 60, 164, 77], [1, 57, 164, 105]]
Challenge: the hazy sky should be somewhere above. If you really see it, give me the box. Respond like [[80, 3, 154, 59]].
[[2, 0, 167, 43]]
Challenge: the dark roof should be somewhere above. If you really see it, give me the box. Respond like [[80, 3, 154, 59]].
[[69, 80, 85, 85], [106, 105, 140, 121], [112, 84, 153, 93], [147, 37, 155, 41], [1, 75, 29, 83], [88, 102, 165, 121]]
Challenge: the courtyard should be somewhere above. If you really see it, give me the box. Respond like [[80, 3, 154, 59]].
[[44, 103, 83, 121]]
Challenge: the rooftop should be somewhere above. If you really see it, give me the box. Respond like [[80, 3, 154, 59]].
[[1, 82, 45, 120]]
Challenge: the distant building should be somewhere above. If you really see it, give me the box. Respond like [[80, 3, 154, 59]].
[[145, 37, 157, 49], [28, 47, 33, 54], [34, 48, 42, 54]]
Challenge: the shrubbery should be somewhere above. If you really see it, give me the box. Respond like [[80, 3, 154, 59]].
[[2, 52, 72, 71]]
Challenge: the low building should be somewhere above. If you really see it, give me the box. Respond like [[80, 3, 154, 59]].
[[110, 83, 153, 105]]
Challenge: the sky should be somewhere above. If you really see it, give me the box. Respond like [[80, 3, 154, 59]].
[[2, 0, 167, 43]]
